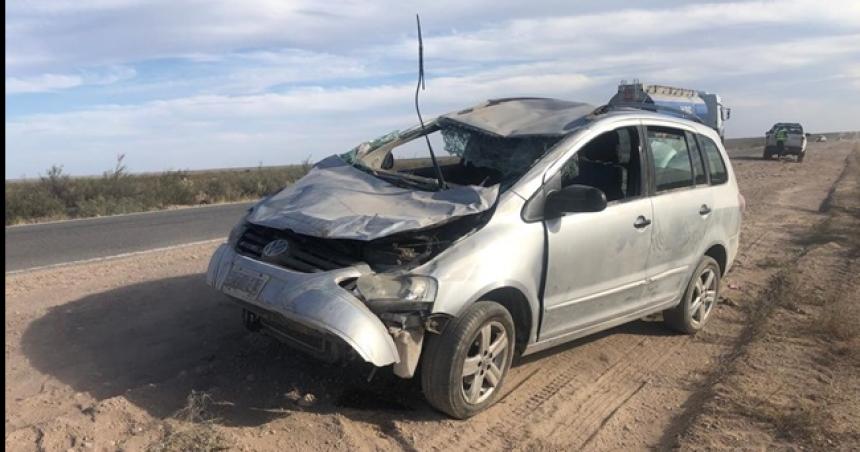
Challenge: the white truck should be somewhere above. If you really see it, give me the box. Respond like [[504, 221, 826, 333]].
[[608, 82, 731, 141], [764, 122, 809, 162]]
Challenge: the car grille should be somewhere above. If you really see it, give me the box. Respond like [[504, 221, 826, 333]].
[[236, 224, 362, 273]]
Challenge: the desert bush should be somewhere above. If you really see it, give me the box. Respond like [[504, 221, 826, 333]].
[[5, 161, 311, 225], [5, 183, 66, 224]]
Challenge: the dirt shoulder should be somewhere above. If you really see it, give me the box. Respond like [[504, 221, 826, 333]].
[[671, 145, 860, 450], [4, 140, 859, 451]]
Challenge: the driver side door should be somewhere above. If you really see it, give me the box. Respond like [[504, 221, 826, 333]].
[[540, 125, 653, 340]]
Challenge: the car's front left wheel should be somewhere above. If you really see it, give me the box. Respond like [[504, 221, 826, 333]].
[[421, 301, 515, 419]]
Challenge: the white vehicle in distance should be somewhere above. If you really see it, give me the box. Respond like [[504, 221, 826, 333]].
[[764, 122, 809, 162]]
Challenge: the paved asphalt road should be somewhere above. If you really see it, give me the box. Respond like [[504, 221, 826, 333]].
[[5, 202, 253, 272], [5, 143, 765, 273]]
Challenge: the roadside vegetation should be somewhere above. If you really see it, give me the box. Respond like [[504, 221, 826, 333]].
[[5, 155, 312, 225]]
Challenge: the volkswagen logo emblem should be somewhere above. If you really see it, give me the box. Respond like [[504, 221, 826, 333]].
[[262, 239, 290, 258]]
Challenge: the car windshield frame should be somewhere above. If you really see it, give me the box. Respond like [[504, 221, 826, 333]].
[[343, 120, 566, 193]]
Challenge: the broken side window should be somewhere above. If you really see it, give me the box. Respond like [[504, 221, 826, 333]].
[[560, 127, 643, 202]]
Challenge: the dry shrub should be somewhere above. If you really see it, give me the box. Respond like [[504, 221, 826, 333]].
[[6, 161, 311, 225], [148, 391, 231, 452]]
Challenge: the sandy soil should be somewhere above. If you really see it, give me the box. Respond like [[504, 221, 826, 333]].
[[5, 139, 859, 451]]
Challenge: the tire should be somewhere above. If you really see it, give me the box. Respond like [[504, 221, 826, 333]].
[[421, 301, 516, 419], [763, 148, 770, 160], [664, 256, 721, 334], [797, 152, 805, 163]]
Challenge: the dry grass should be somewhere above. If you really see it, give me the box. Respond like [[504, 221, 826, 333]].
[[822, 296, 860, 343], [148, 391, 232, 452], [5, 156, 312, 225]]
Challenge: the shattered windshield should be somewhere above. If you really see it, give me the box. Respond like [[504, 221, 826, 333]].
[[441, 124, 561, 184], [344, 123, 562, 192]]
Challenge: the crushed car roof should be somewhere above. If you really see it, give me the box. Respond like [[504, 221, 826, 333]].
[[438, 97, 595, 138]]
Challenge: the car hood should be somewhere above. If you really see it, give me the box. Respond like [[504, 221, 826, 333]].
[[246, 155, 498, 241]]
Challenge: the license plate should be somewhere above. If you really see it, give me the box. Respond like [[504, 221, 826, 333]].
[[222, 265, 269, 301]]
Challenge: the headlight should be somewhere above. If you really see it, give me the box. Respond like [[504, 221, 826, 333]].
[[228, 207, 254, 246], [355, 274, 437, 302], [227, 221, 248, 247]]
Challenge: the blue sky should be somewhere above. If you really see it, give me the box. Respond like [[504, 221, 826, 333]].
[[5, 0, 860, 178]]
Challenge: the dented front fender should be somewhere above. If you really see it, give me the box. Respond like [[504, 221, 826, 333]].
[[207, 244, 400, 367]]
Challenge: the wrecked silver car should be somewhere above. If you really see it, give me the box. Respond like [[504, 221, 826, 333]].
[[206, 98, 743, 418]]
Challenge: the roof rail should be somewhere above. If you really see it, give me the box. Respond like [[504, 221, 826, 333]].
[[593, 102, 705, 125]]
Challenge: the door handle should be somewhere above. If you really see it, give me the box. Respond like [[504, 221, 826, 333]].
[[633, 216, 651, 229], [699, 204, 712, 215]]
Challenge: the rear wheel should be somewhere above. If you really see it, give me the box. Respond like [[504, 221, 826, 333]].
[[797, 152, 805, 162], [664, 256, 721, 334], [763, 149, 771, 160], [421, 301, 515, 419]]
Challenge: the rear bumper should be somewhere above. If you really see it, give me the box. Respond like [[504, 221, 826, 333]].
[[206, 244, 400, 367], [766, 144, 805, 155]]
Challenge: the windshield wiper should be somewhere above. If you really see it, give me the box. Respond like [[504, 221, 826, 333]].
[[379, 171, 442, 190], [351, 163, 441, 190]]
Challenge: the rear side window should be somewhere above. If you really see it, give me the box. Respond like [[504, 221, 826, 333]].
[[646, 127, 694, 192], [698, 135, 728, 184], [687, 132, 708, 185]]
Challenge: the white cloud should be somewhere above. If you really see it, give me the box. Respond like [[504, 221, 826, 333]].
[[5, 73, 84, 94], [384, 0, 860, 62], [5, 0, 563, 74], [5, 0, 860, 177], [4, 66, 597, 176], [5, 66, 136, 94]]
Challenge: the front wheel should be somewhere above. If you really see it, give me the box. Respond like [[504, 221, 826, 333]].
[[421, 301, 515, 419], [664, 256, 721, 334]]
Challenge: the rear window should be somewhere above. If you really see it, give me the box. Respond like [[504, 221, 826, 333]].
[[698, 135, 728, 184]]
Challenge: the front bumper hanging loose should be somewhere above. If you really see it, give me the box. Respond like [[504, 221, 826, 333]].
[[206, 244, 402, 368]]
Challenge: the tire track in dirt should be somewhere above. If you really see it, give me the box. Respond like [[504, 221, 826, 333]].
[[425, 332, 687, 450], [654, 145, 857, 449]]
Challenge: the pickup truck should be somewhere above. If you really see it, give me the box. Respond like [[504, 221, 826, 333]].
[[764, 123, 808, 162]]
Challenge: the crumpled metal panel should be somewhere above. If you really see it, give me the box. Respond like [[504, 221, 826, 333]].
[[246, 155, 498, 241], [439, 98, 595, 137], [207, 244, 400, 366]]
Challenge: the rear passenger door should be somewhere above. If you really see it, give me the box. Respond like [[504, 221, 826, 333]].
[[697, 133, 742, 256], [642, 126, 714, 306]]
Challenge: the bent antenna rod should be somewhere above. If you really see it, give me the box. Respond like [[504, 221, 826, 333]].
[[414, 14, 447, 190]]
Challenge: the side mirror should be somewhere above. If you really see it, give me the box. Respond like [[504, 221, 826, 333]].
[[724, 108, 731, 120], [544, 184, 607, 219], [381, 153, 394, 170]]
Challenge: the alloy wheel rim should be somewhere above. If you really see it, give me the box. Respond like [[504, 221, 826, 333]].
[[690, 268, 718, 327], [461, 321, 509, 405]]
